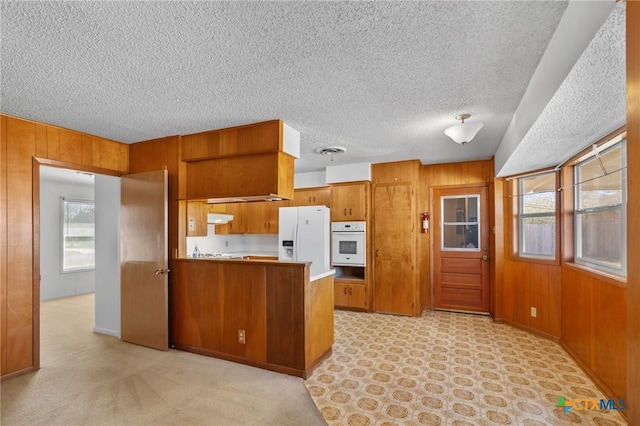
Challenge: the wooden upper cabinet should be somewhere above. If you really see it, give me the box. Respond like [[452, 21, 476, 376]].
[[214, 203, 246, 235], [181, 120, 281, 161], [330, 182, 368, 221], [292, 187, 331, 207], [185, 152, 294, 201], [239, 200, 289, 234], [186, 201, 208, 237]]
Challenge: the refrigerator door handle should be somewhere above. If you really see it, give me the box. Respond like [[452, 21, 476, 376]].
[[294, 223, 299, 261]]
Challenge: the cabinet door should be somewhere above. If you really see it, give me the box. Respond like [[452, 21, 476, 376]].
[[216, 203, 245, 234], [186, 201, 208, 237], [331, 183, 366, 221], [372, 182, 416, 316], [244, 202, 265, 234], [334, 282, 349, 307], [348, 283, 367, 309], [266, 200, 290, 234], [293, 187, 331, 207]]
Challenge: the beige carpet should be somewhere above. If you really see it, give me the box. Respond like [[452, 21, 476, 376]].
[[1, 294, 327, 426], [305, 309, 627, 426]]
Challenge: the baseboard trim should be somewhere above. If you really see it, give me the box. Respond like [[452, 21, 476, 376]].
[[492, 318, 560, 343], [93, 327, 120, 338], [560, 342, 627, 422], [0, 366, 34, 382]]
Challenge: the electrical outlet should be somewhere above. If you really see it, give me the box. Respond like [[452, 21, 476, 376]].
[[238, 329, 246, 344], [530, 307, 537, 318]]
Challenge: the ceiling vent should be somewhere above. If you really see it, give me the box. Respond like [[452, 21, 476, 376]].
[[316, 146, 347, 161]]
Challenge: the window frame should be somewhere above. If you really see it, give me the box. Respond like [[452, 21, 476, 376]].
[[510, 170, 560, 265], [573, 138, 627, 277], [61, 197, 96, 273]]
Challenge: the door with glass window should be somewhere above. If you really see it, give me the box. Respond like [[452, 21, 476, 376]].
[[433, 186, 489, 313]]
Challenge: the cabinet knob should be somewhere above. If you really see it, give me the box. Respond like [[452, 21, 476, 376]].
[[343, 208, 347, 216], [349, 208, 352, 215], [349, 287, 352, 296], [343, 287, 347, 295], [375, 249, 380, 258]]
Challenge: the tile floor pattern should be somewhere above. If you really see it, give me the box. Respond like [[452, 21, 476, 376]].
[[305, 310, 626, 426]]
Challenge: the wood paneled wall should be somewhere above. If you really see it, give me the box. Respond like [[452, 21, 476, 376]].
[[128, 136, 180, 260], [0, 114, 129, 379], [497, 181, 562, 340], [627, 1, 639, 422], [561, 267, 626, 402], [419, 159, 494, 309]]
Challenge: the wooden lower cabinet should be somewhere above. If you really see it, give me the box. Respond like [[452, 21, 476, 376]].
[[170, 259, 334, 378], [334, 280, 367, 310]]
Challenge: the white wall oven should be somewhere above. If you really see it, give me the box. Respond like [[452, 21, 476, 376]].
[[331, 221, 366, 266]]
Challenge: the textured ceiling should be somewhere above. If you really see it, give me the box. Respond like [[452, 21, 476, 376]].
[[497, 1, 626, 177], [0, 1, 580, 173]]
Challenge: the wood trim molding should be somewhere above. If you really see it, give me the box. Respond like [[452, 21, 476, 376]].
[[627, 2, 640, 423], [561, 342, 627, 421], [35, 157, 125, 177]]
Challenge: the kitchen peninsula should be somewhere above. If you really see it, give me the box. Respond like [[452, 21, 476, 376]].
[[171, 253, 335, 378]]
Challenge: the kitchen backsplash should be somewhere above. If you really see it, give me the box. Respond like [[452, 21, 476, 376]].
[[186, 224, 278, 256]]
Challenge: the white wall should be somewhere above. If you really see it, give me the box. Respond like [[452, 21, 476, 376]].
[[186, 227, 277, 257], [94, 174, 121, 337], [40, 176, 95, 301]]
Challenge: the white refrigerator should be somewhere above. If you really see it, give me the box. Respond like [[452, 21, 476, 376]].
[[278, 206, 330, 278]]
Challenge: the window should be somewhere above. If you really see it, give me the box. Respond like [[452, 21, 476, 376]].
[[517, 172, 557, 259], [574, 139, 626, 276], [61, 198, 95, 272], [441, 195, 480, 250]]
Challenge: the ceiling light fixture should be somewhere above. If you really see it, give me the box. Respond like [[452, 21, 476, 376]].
[[316, 146, 346, 162], [444, 114, 483, 145]]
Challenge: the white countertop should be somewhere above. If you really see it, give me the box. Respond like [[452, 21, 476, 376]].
[[310, 269, 335, 282]]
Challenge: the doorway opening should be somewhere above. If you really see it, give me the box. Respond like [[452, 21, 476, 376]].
[[37, 164, 121, 367]]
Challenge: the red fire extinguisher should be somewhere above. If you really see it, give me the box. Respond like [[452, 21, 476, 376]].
[[422, 212, 430, 234]]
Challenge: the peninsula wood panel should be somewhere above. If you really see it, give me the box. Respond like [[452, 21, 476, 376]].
[[266, 265, 306, 370], [628, 3, 640, 423], [221, 264, 267, 360], [419, 159, 494, 310], [561, 266, 626, 403], [0, 114, 129, 379], [304, 274, 334, 367], [170, 261, 268, 361]]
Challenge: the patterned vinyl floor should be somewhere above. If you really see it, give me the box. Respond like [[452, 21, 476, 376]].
[[304, 310, 626, 426]]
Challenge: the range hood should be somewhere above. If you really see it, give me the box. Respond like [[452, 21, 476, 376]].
[[207, 213, 234, 224], [206, 195, 283, 204]]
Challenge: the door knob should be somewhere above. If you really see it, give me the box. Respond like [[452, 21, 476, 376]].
[[155, 268, 170, 275], [482, 255, 488, 261]]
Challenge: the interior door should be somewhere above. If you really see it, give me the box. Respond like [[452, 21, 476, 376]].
[[373, 182, 416, 316], [121, 170, 169, 350], [433, 186, 489, 313]]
